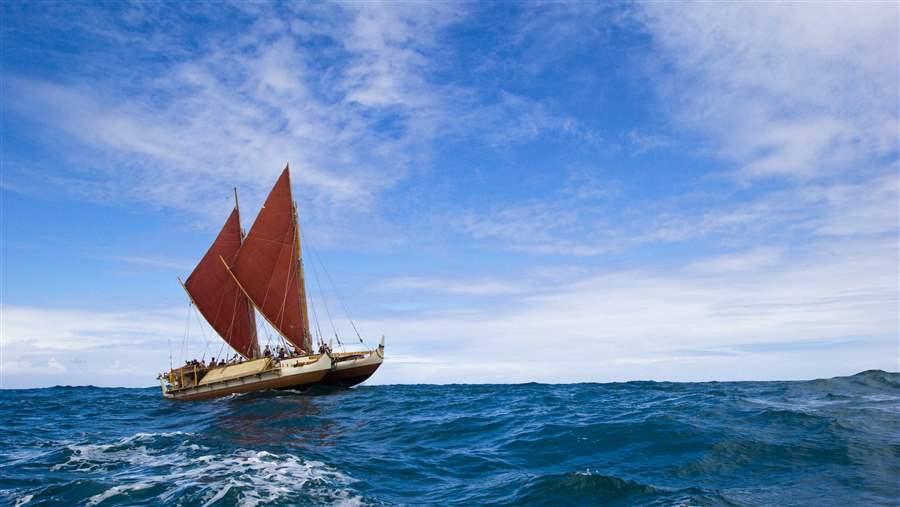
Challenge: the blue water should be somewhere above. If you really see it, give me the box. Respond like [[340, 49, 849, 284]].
[[2, 370, 898, 506]]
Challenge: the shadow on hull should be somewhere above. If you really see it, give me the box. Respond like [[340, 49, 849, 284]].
[[284, 363, 381, 394]]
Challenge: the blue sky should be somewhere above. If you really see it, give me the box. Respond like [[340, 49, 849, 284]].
[[2, 2, 898, 388]]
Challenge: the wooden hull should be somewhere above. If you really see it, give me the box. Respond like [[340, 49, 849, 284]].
[[160, 339, 385, 399], [162, 354, 331, 401], [321, 343, 384, 388]]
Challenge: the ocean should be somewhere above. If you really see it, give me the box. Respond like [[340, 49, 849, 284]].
[[1, 370, 898, 506]]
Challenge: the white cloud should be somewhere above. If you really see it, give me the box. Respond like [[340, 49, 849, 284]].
[[365, 236, 898, 383], [451, 3, 899, 258], [4, 4, 462, 230], [4, 2, 599, 252], [110, 255, 193, 271], [0, 306, 184, 351], [3, 3, 897, 387], [686, 247, 784, 274], [2, 235, 896, 387], [628, 130, 673, 154], [456, 156, 898, 259], [1, 357, 66, 375], [0, 305, 187, 387], [373, 277, 524, 296], [637, 2, 899, 179]]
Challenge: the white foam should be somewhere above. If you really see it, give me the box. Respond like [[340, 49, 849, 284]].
[[87, 482, 155, 506], [50, 432, 363, 505]]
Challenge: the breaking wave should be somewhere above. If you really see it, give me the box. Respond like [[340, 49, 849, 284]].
[[2, 370, 898, 505], [17, 431, 360, 506]]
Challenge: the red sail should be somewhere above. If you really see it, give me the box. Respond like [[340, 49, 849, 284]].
[[230, 166, 312, 352], [184, 208, 259, 359]]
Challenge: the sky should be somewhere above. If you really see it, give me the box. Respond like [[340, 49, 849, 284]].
[[1, 1, 898, 388]]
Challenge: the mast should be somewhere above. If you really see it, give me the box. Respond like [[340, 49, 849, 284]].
[[183, 206, 259, 359], [293, 199, 313, 352], [228, 164, 311, 353], [234, 187, 259, 358]]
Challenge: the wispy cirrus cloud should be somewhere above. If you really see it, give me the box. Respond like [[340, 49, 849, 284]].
[[637, 2, 899, 180], [106, 255, 193, 272], [3, 2, 590, 248], [372, 276, 525, 297], [451, 3, 898, 258]]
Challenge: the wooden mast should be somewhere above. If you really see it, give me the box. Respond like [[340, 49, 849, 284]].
[[220, 255, 296, 353], [293, 200, 313, 352], [224, 165, 311, 355], [233, 187, 260, 359], [180, 205, 258, 360]]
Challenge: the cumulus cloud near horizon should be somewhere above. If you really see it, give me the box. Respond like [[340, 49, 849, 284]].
[[1, 2, 897, 387]]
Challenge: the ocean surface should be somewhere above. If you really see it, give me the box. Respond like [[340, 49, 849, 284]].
[[1, 370, 898, 506]]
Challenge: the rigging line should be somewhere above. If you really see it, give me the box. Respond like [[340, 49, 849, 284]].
[[308, 240, 340, 346], [308, 241, 367, 346], [258, 313, 286, 353], [293, 203, 314, 353], [216, 340, 226, 363], [274, 222, 296, 343], [177, 301, 191, 369], [274, 218, 299, 351], [247, 236, 295, 246], [252, 237, 285, 334], [250, 240, 297, 352], [224, 288, 246, 358], [190, 302, 213, 361], [307, 288, 326, 349], [181, 300, 192, 365], [230, 243, 294, 352], [259, 314, 271, 351]]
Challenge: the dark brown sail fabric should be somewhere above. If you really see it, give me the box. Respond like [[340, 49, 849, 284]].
[[185, 208, 259, 359], [231, 167, 311, 352]]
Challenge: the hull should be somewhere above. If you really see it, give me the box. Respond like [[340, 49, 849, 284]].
[[320, 342, 384, 388], [162, 354, 331, 401]]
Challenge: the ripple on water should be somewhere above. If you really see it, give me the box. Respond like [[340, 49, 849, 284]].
[[1, 371, 898, 506]]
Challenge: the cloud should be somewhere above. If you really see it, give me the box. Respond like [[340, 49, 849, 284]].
[[3, 2, 592, 244], [3, 4, 454, 234], [1, 357, 66, 375], [2, 3, 897, 387], [2, 234, 896, 387], [372, 277, 524, 296], [636, 2, 899, 179], [686, 247, 784, 274], [449, 3, 899, 258], [110, 256, 193, 271], [627, 130, 673, 154], [0, 305, 185, 351], [363, 236, 898, 383], [456, 168, 898, 259], [0, 304, 219, 387]]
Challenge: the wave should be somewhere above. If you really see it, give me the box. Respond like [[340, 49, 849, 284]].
[[15, 432, 363, 506], [2, 370, 898, 505], [506, 470, 732, 506]]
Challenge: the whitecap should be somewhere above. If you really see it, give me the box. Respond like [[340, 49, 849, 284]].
[[53, 431, 364, 505]]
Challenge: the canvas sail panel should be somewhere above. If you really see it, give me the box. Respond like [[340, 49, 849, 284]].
[[231, 167, 311, 352], [185, 208, 259, 359]]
